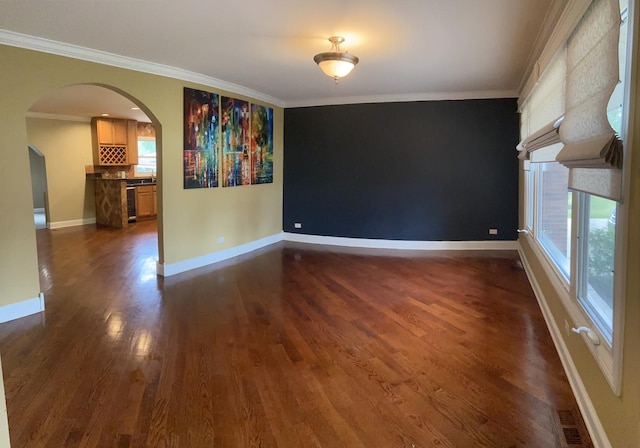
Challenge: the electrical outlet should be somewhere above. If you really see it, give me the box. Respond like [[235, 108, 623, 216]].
[[294, 222, 302, 229], [489, 228, 498, 235], [217, 236, 224, 243]]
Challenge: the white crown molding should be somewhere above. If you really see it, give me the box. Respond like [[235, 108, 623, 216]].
[[1, 29, 520, 110], [26, 112, 91, 123], [0, 29, 286, 108], [284, 90, 519, 108], [517, 0, 569, 96], [518, 0, 593, 105]]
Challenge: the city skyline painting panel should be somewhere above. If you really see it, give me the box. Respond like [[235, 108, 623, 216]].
[[183, 87, 219, 189], [251, 104, 274, 185], [221, 96, 251, 187]]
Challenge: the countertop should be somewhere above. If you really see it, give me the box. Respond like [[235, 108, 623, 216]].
[[90, 176, 156, 186], [126, 178, 156, 186]]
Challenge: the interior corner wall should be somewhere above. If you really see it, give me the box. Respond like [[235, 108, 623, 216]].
[[283, 99, 520, 241], [26, 118, 95, 224]]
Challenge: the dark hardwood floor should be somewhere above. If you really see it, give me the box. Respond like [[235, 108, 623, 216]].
[[0, 221, 592, 447]]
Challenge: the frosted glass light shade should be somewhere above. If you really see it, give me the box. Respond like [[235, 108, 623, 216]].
[[314, 52, 359, 79]]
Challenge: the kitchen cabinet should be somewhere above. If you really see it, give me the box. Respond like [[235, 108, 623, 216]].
[[92, 118, 138, 166], [96, 118, 127, 145], [153, 185, 157, 215], [126, 120, 138, 165], [135, 185, 157, 219]]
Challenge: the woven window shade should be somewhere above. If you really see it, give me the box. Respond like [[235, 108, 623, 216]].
[[556, 0, 623, 199], [517, 118, 564, 160], [517, 48, 567, 160]]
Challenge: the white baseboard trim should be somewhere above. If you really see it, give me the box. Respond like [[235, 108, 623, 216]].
[[283, 232, 519, 251], [157, 232, 518, 277], [157, 232, 285, 277], [0, 293, 45, 324], [517, 244, 611, 448], [34, 208, 45, 213], [48, 217, 96, 229]]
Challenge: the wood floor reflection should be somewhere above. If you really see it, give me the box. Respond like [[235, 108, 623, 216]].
[[0, 221, 591, 447]]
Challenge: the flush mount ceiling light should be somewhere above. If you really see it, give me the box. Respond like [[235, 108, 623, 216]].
[[313, 36, 359, 83]]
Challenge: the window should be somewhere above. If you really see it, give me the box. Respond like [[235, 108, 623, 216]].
[[524, 164, 534, 231], [135, 137, 156, 177], [572, 0, 629, 347], [577, 195, 617, 343], [520, 0, 632, 394], [536, 162, 571, 280]]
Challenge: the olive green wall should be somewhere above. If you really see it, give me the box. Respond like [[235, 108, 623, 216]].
[[518, 23, 640, 447], [26, 118, 95, 224], [0, 44, 283, 309]]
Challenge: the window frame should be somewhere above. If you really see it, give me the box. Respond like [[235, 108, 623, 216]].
[[134, 136, 157, 178], [533, 161, 572, 285], [523, 162, 535, 232], [567, 188, 624, 395], [575, 194, 617, 344], [524, 165, 623, 394]]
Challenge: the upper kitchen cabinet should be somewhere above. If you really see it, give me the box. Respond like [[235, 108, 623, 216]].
[[126, 120, 138, 165], [92, 118, 138, 166]]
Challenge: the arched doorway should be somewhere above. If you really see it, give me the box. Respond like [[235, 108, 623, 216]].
[[26, 83, 163, 300]]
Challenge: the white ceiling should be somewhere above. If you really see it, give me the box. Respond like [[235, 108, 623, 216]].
[[28, 85, 152, 122], [1, 0, 560, 116]]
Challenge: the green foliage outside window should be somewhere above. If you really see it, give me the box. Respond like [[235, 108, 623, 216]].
[[588, 226, 615, 305]]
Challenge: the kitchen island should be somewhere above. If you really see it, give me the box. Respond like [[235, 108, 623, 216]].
[[94, 178, 128, 228], [93, 176, 157, 228]]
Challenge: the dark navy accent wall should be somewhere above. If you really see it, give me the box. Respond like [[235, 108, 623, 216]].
[[283, 99, 519, 241]]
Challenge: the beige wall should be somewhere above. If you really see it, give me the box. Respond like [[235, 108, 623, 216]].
[[0, 44, 283, 309], [26, 118, 95, 224], [518, 19, 640, 447]]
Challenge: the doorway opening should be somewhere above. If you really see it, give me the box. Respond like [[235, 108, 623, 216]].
[[26, 83, 163, 303], [28, 145, 48, 230]]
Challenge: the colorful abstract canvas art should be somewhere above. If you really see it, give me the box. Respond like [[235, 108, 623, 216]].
[[251, 104, 274, 184], [183, 87, 219, 188], [183, 89, 274, 189], [221, 96, 251, 187]]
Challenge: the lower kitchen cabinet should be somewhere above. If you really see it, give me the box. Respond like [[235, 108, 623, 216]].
[[136, 185, 156, 219], [153, 185, 157, 216]]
